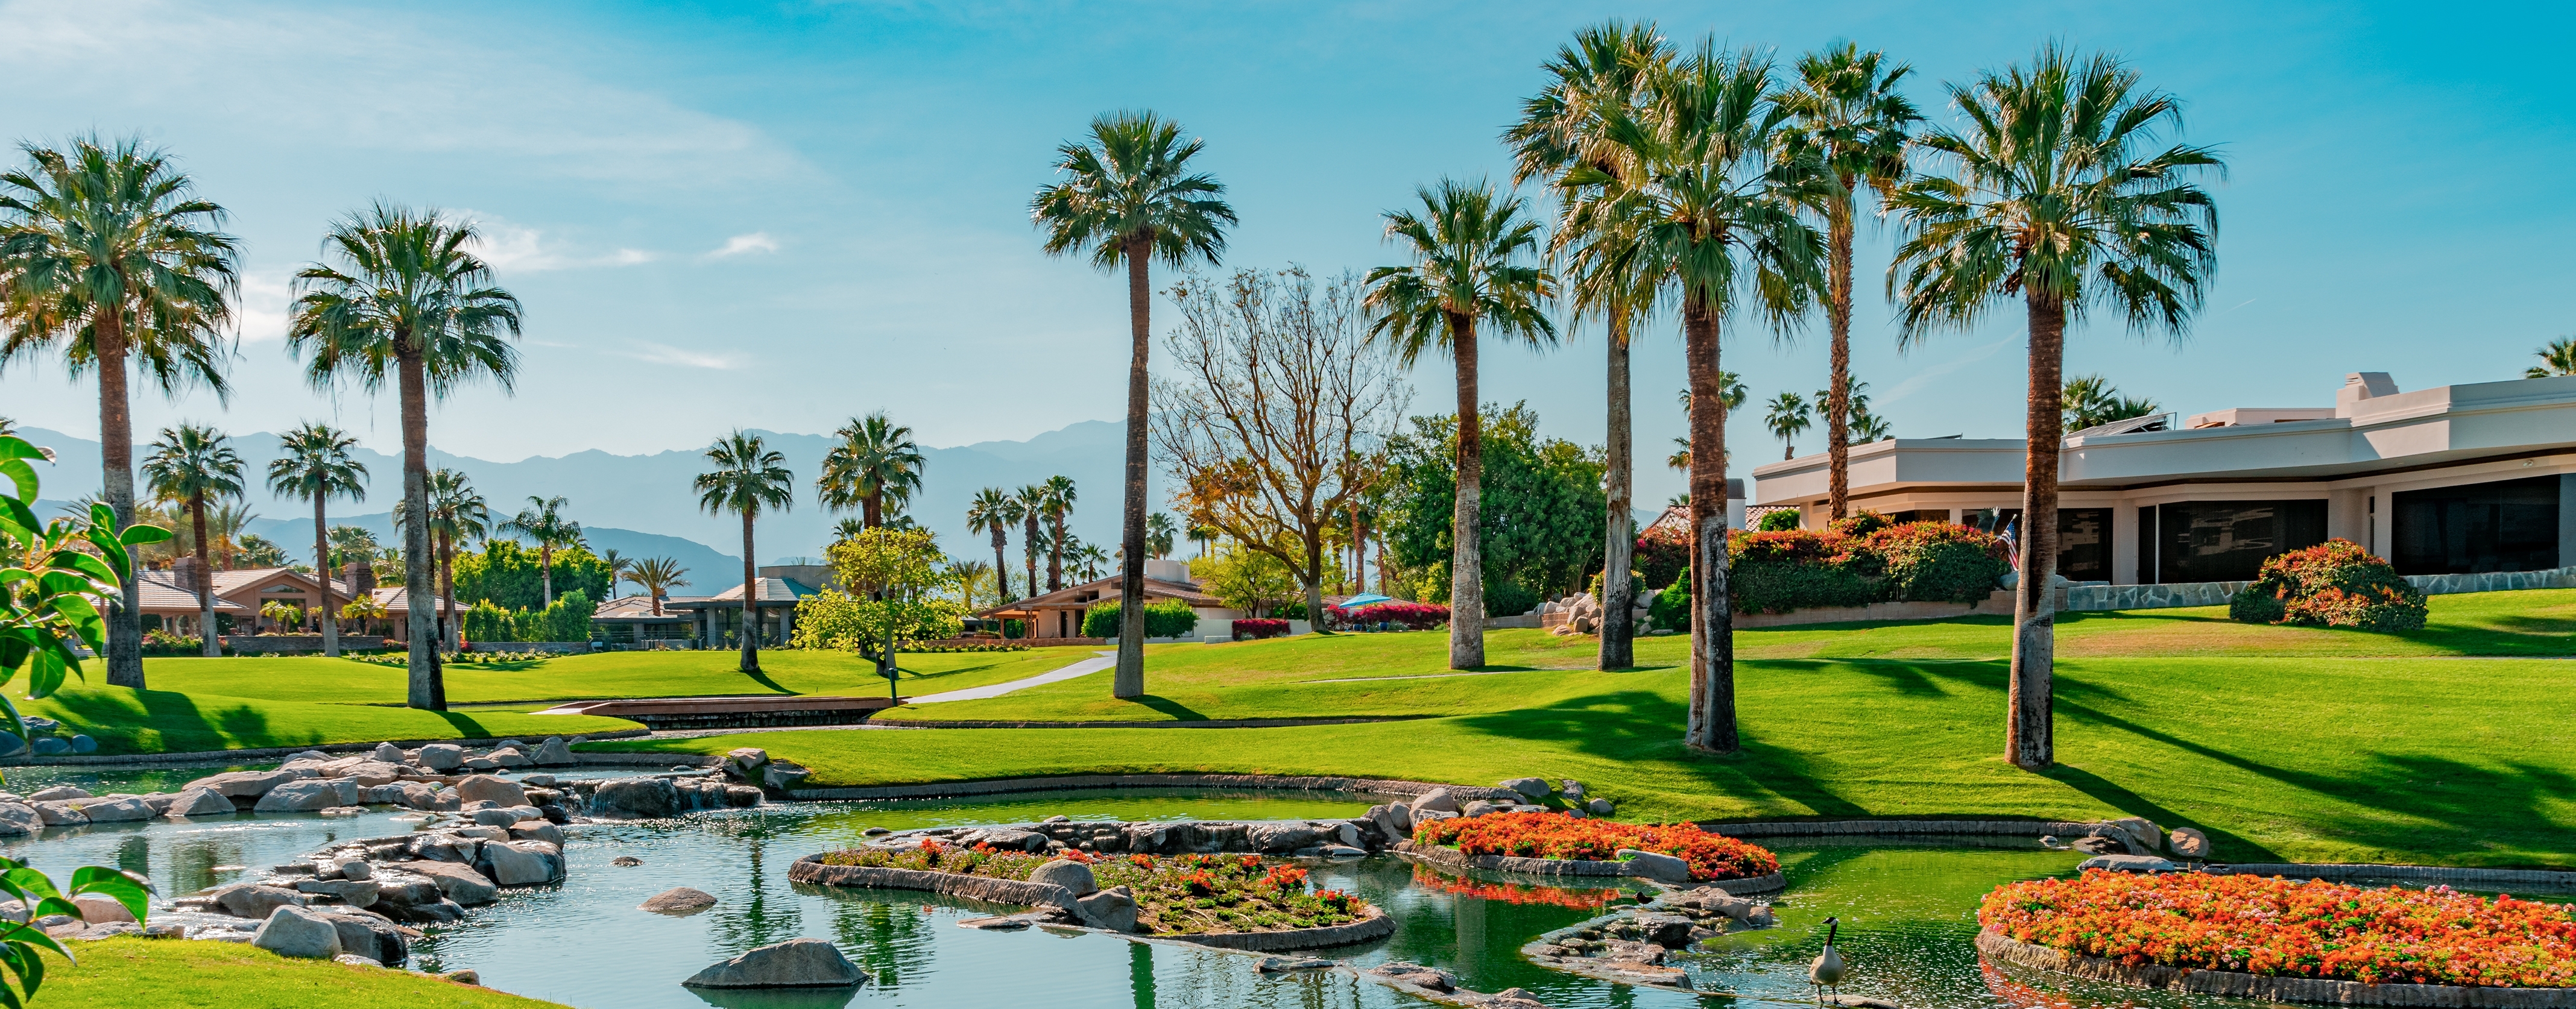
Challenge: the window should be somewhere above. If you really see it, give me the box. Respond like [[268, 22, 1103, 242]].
[[1889, 509, 1950, 525], [2058, 509, 2110, 582], [2155, 500, 2327, 583], [2391, 475, 2560, 575]]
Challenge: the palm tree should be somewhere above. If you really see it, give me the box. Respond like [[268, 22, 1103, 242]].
[[1890, 45, 2223, 769], [425, 468, 486, 650], [596, 548, 631, 599], [1365, 179, 1558, 670], [1568, 40, 1833, 751], [2525, 336, 2576, 379], [141, 423, 245, 657], [1778, 43, 1921, 519], [329, 524, 379, 570], [0, 136, 240, 687], [968, 488, 1021, 603], [289, 203, 522, 711], [1033, 110, 1237, 700], [1514, 19, 1674, 672], [265, 421, 367, 656], [1763, 392, 1813, 459], [1849, 409, 1894, 444], [2062, 374, 2160, 430], [628, 557, 689, 617], [1015, 484, 1045, 600], [1076, 544, 1110, 582], [818, 411, 926, 529], [832, 517, 867, 542], [695, 430, 794, 674], [497, 495, 581, 607], [1034, 475, 1078, 591], [950, 558, 996, 611], [1144, 512, 1176, 560]]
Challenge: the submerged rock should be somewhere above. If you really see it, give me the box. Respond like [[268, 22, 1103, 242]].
[[640, 887, 719, 914]]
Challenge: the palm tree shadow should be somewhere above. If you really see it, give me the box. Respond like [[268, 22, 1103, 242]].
[[1132, 696, 1209, 721]]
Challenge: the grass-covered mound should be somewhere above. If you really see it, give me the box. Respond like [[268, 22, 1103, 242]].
[[819, 844, 1368, 934], [39, 937, 567, 1007], [1981, 870, 2576, 987], [1415, 811, 1779, 881]]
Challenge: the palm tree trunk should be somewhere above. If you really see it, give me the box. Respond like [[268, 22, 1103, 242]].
[[95, 313, 144, 688], [192, 491, 219, 657], [863, 492, 881, 531], [314, 493, 339, 657], [439, 530, 456, 651], [1445, 309, 1485, 670], [1600, 307, 1637, 670], [2009, 292, 2066, 770], [991, 529, 1011, 606], [1047, 512, 1064, 592], [397, 348, 443, 711], [1023, 515, 1040, 604], [1683, 298, 1737, 753], [1825, 195, 1855, 520], [739, 511, 760, 673], [538, 543, 553, 607], [1350, 508, 1364, 595], [1113, 233, 1154, 698]]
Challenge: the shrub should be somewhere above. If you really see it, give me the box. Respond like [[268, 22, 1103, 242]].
[[1755, 509, 1801, 532], [1728, 529, 1871, 614], [2228, 539, 2425, 632], [1828, 509, 1893, 536], [1483, 579, 1539, 618], [1632, 525, 1691, 590], [1415, 811, 1780, 882], [1647, 580, 1690, 632], [1081, 599, 1202, 639], [1869, 522, 2013, 603], [1981, 869, 2576, 987], [1343, 600, 1448, 630], [1232, 618, 1289, 640]]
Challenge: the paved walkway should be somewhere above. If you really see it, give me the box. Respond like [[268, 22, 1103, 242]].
[[905, 651, 1116, 704]]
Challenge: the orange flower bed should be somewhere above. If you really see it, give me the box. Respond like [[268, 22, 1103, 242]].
[[1980, 870, 2576, 988], [1413, 811, 1779, 882], [1410, 865, 1620, 910]]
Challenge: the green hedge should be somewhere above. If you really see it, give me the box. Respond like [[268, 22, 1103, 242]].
[[462, 589, 596, 643], [1634, 514, 2012, 617], [1081, 599, 1201, 640]]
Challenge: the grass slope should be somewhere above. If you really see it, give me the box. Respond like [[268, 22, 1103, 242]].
[[23, 683, 639, 755], [42, 938, 567, 1007], [135, 646, 1098, 707]]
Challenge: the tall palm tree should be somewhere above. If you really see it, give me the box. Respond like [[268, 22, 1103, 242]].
[[597, 548, 631, 599], [1144, 512, 1176, 560], [1763, 391, 1813, 459], [1076, 543, 1110, 582], [265, 421, 367, 656], [818, 412, 926, 530], [0, 136, 240, 687], [1033, 110, 1236, 700], [288, 203, 523, 711], [1889, 45, 2222, 769], [1512, 19, 1674, 671], [499, 495, 581, 606], [1365, 179, 1558, 670], [425, 468, 486, 650], [1034, 475, 1078, 592], [695, 431, 794, 674], [967, 487, 1021, 603], [2525, 336, 2576, 379], [1778, 43, 1921, 519], [1015, 484, 1045, 600], [833, 517, 867, 542], [950, 558, 996, 611], [2062, 374, 2159, 430], [1568, 40, 1833, 751], [141, 423, 245, 656], [628, 556, 689, 617]]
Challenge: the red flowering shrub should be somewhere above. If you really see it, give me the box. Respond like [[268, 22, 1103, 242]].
[[1717, 521, 2010, 614], [2229, 539, 2426, 632], [1231, 618, 1290, 640], [1414, 811, 1779, 882], [1342, 601, 1448, 630], [1981, 870, 2576, 987], [1634, 524, 1691, 590]]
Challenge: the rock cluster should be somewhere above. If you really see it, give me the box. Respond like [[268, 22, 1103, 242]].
[[1541, 593, 1606, 636], [0, 738, 599, 837], [1521, 887, 1776, 991], [0, 717, 95, 758], [2069, 816, 2214, 863]]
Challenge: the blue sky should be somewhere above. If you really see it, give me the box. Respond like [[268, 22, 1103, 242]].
[[1, 0, 2569, 511]]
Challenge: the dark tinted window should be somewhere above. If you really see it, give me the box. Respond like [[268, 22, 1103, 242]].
[[2059, 509, 2110, 581], [2391, 476, 2560, 574], [2157, 500, 2327, 583]]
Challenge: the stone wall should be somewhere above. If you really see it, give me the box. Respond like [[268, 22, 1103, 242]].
[[221, 635, 388, 654], [2067, 565, 2576, 612]]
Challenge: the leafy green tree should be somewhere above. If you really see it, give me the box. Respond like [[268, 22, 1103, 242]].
[[1365, 180, 1558, 669], [141, 423, 244, 658], [450, 540, 610, 612], [1384, 404, 1608, 613], [794, 527, 967, 698], [967, 487, 1021, 603], [2524, 336, 2575, 379], [818, 411, 926, 530], [696, 430, 795, 673], [1034, 109, 1236, 700], [1890, 45, 2223, 769], [265, 421, 367, 655], [1190, 541, 1301, 617], [1763, 391, 1813, 460], [498, 495, 581, 607], [289, 203, 523, 710], [0, 136, 240, 687]]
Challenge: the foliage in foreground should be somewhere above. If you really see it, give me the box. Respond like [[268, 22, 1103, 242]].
[[1413, 811, 1781, 881], [2229, 539, 2427, 632], [819, 843, 1365, 934], [1981, 870, 2576, 987]]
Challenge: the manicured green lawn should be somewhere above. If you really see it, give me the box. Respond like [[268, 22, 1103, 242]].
[[1739, 588, 2576, 660], [43, 938, 567, 1007], [134, 646, 1099, 706], [22, 683, 639, 755]]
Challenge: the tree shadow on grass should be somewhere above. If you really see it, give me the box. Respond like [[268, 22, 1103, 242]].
[[1445, 689, 1872, 819], [739, 668, 797, 696], [43, 687, 318, 754], [1131, 696, 1210, 721], [2036, 762, 2281, 862]]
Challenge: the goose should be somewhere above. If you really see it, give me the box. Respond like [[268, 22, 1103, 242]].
[[1809, 916, 1846, 1004]]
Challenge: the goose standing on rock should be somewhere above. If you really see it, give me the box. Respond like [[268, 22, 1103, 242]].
[[1810, 916, 1846, 1004]]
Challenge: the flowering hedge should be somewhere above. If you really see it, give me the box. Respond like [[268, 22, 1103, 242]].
[[1342, 600, 1448, 630], [1231, 618, 1290, 640], [819, 843, 1365, 934], [1980, 870, 2576, 988], [1413, 811, 1779, 882], [1727, 516, 2011, 614], [2227, 539, 2427, 632]]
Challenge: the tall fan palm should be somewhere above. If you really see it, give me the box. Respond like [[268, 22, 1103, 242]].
[[141, 423, 245, 657], [1763, 391, 1813, 459], [1889, 45, 2222, 769], [1365, 178, 1559, 670], [265, 421, 367, 656], [598, 548, 630, 599], [288, 203, 522, 710], [1034, 476, 1078, 593], [425, 469, 486, 649], [950, 558, 996, 611], [498, 495, 581, 606], [628, 557, 688, 617], [833, 517, 867, 542], [1778, 43, 1921, 518], [695, 431, 794, 674], [1514, 19, 1675, 671], [818, 412, 926, 530], [1015, 484, 1045, 601], [967, 487, 1021, 603], [2525, 336, 2576, 379], [1567, 40, 1833, 750], [1144, 512, 1176, 559], [1033, 110, 1236, 700], [0, 136, 240, 686]]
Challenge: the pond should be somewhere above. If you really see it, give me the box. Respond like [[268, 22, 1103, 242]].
[[0, 765, 2482, 1009]]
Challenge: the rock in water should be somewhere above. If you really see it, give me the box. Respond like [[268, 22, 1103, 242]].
[[415, 744, 464, 772], [532, 737, 575, 766], [27, 785, 89, 802], [610, 857, 643, 867], [405, 863, 499, 905], [251, 905, 343, 960], [0, 803, 39, 837], [216, 885, 310, 919], [454, 775, 526, 808], [166, 787, 237, 817], [1027, 858, 1097, 896], [640, 887, 719, 914], [477, 841, 564, 886], [1073, 886, 1138, 933], [591, 777, 680, 819], [682, 938, 869, 989], [1409, 788, 1459, 815], [72, 894, 134, 924], [253, 780, 344, 813]]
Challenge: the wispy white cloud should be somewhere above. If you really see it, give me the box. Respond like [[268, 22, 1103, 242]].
[[707, 233, 780, 258], [616, 341, 745, 371], [461, 213, 657, 273], [233, 272, 292, 343]]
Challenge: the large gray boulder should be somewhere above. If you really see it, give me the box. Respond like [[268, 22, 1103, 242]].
[[724, 747, 769, 781], [251, 905, 342, 960], [415, 744, 464, 772], [1074, 886, 1138, 933], [164, 788, 236, 817], [508, 821, 564, 846], [31, 802, 86, 827], [295, 879, 380, 909], [682, 938, 868, 989], [532, 737, 574, 766], [405, 862, 499, 905], [0, 803, 40, 837], [2079, 853, 2180, 874], [332, 761, 409, 787], [454, 775, 525, 808], [72, 893, 134, 924], [590, 777, 679, 819], [186, 769, 301, 799], [640, 887, 718, 914], [69, 796, 153, 822], [1409, 788, 1460, 815], [1500, 777, 1552, 802], [1247, 822, 1325, 853], [2168, 828, 2212, 860], [315, 911, 408, 966], [477, 840, 564, 886], [217, 884, 310, 919], [373, 742, 405, 762], [1617, 848, 1693, 884], [1026, 858, 1097, 896], [254, 780, 346, 813], [27, 785, 89, 802]]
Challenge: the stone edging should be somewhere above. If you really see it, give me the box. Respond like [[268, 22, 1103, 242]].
[[1402, 841, 1787, 894], [786, 854, 1396, 952], [1, 729, 653, 769], [867, 715, 1430, 730], [1977, 929, 2576, 1008], [785, 773, 1522, 803], [2213, 863, 2576, 890]]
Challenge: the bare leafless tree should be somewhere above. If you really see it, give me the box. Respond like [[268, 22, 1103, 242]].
[[1154, 268, 1410, 628]]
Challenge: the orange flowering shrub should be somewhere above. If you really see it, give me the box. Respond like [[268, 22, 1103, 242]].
[[2228, 539, 2426, 632], [1411, 865, 1618, 910], [1980, 870, 2576, 987], [1414, 811, 1779, 882]]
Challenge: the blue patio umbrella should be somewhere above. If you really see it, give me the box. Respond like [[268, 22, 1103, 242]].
[[1335, 593, 1394, 609]]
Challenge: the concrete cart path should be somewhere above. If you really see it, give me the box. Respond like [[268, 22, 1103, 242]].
[[905, 651, 1116, 703]]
